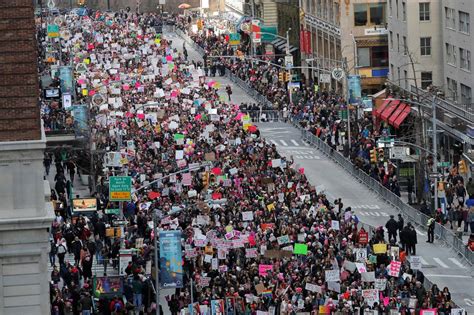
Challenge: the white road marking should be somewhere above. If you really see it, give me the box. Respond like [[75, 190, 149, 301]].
[[358, 211, 369, 216], [419, 257, 429, 265], [280, 140, 288, 146], [433, 258, 449, 268], [424, 274, 471, 278], [372, 211, 380, 216], [291, 139, 299, 146], [380, 212, 389, 216], [448, 258, 466, 268], [303, 140, 310, 146], [415, 229, 426, 236], [270, 139, 278, 146]]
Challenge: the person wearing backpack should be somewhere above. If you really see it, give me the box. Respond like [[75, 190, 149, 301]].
[[49, 239, 57, 267]]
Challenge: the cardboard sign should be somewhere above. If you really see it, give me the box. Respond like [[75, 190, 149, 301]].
[[205, 152, 216, 161], [264, 249, 292, 259], [373, 243, 387, 254]]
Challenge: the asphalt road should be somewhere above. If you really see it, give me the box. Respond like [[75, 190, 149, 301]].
[[169, 27, 474, 313]]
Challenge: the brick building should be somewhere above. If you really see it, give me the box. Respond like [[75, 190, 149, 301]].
[[0, 1, 54, 314]]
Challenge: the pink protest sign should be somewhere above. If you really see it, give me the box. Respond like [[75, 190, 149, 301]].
[[258, 264, 273, 276]]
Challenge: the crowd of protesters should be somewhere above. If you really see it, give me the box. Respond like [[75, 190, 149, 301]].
[[177, 18, 474, 239], [38, 9, 468, 315]]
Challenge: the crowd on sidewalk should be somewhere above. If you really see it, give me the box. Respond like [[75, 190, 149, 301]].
[[37, 9, 467, 315]]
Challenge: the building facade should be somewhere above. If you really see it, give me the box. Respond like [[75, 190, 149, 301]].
[[299, 0, 389, 95], [0, 1, 54, 313], [442, 0, 473, 105], [388, 0, 444, 91]]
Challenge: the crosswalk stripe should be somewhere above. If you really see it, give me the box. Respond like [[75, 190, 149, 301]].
[[448, 258, 466, 268], [415, 229, 426, 236], [372, 211, 380, 216], [280, 140, 288, 146], [433, 258, 449, 268], [291, 139, 299, 146], [420, 257, 429, 265], [270, 140, 278, 146], [358, 211, 369, 216], [303, 141, 310, 146], [380, 212, 389, 216]]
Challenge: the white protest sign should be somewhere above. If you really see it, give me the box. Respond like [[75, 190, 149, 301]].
[[355, 263, 367, 273], [362, 289, 379, 307], [354, 248, 367, 262], [374, 278, 387, 291], [409, 256, 423, 270], [305, 283, 322, 293], [242, 211, 254, 221], [324, 270, 340, 282]]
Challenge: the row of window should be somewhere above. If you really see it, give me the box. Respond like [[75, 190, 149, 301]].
[[354, 3, 386, 27], [447, 78, 472, 104], [388, 0, 429, 22], [389, 32, 432, 56], [446, 44, 472, 71], [445, 7, 470, 34], [390, 65, 432, 89], [304, 0, 340, 26]]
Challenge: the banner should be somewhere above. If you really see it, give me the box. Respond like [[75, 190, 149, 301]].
[[59, 66, 74, 94], [159, 230, 183, 288], [71, 105, 88, 135], [348, 75, 362, 104], [304, 30, 311, 54]]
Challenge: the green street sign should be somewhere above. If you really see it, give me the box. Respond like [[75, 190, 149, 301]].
[[339, 110, 348, 120], [105, 208, 120, 215], [437, 162, 450, 168], [109, 176, 132, 201], [260, 26, 277, 42], [47, 24, 59, 38]]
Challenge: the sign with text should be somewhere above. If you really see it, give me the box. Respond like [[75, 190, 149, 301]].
[[109, 176, 132, 201]]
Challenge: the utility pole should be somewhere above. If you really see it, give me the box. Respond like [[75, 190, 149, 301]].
[[250, 0, 256, 58], [286, 29, 292, 104], [432, 96, 438, 212], [154, 209, 160, 315]]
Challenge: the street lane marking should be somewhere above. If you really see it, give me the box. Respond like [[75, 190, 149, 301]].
[[380, 212, 389, 216], [433, 258, 449, 268], [303, 141, 310, 146], [270, 140, 278, 146], [420, 257, 429, 265], [372, 211, 380, 216], [415, 229, 426, 236], [448, 258, 466, 268], [291, 139, 299, 146], [280, 140, 288, 146]]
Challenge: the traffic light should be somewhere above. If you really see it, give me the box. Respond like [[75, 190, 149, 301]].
[[378, 148, 385, 161], [370, 149, 378, 164], [197, 19, 203, 30], [458, 160, 468, 174], [279, 72, 284, 82], [202, 172, 209, 187], [284, 72, 290, 82]]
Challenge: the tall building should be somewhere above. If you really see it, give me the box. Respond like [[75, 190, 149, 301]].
[[299, 0, 389, 94], [442, 0, 473, 105], [388, 0, 444, 91], [0, 1, 54, 313]]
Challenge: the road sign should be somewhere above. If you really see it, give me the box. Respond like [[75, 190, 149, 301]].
[[437, 161, 450, 168], [47, 24, 59, 38], [429, 173, 443, 179], [319, 73, 331, 83], [331, 67, 344, 81], [285, 55, 293, 69], [105, 208, 120, 215], [229, 33, 241, 46], [390, 147, 409, 159], [109, 176, 132, 201]]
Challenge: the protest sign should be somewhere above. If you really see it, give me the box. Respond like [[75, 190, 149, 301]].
[[361, 271, 376, 282], [409, 256, 423, 270], [354, 248, 367, 262], [245, 248, 258, 258], [375, 278, 387, 291], [373, 243, 387, 254], [258, 264, 273, 276], [242, 211, 254, 221], [355, 263, 367, 273], [327, 281, 340, 293], [420, 309, 437, 315], [277, 235, 290, 245], [324, 270, 340, 282], [362, 289, 379, 307], [389, 261, 402, 277], [305, 283, 322, 293], [293, 243, 308, 255]]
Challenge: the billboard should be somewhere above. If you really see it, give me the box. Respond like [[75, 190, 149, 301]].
[[93, 276, 124, 297], [159, 230, 183, 288], [72, 198, 97, 212], [59, 66, 74, 94]]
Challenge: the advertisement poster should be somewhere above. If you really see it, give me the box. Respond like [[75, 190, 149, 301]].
[[159, 230, 183, 288], [72, 198, 97, 212], [348, 75, 362, 104], [93, 276, 123, 297], [71, 105, 88, 135], [59, 66, 74, 94]]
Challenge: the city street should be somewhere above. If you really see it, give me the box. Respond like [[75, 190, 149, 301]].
[[172, 28, 474, 312]]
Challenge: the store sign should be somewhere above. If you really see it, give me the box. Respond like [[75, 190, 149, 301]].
[[305, 14, 341, 37], [364, 28, 388, 36]]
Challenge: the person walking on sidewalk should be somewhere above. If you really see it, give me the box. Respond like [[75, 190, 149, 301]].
[[427, 216, 435, 243]]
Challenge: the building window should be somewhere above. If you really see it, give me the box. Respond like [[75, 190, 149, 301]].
[[403, 36, 407, 55], [389, 0, 392, 16], [402, 2, 406, 21], [461, 84, 472, 104], [357, 47, 371, 67], [404, 70, 408, 88], [397, 67, 401, 83], [445, 7, 455, 29], [396, 0, 399, 19], [389, 31, 393, 49], [354, 3, 386, 26], [391, 64, 394, 80], [420, 37, 431, 56], [446, 43, 456, 65], [397, 33, 400, 52], [459, 11, 470, 34], [356, 46, 388, 67], [419, 3, 430, 21], [421, 72, 432, 89], [460, 48, 471, 71], [447, 77, 458, 101]]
